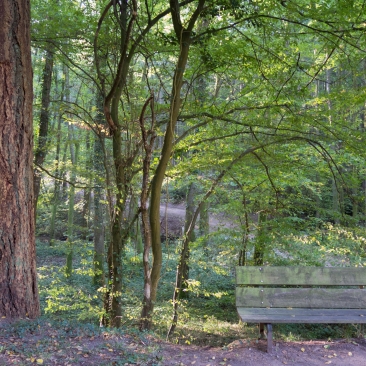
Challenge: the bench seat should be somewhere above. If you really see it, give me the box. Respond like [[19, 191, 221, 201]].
[[237, 307, 366, 323]]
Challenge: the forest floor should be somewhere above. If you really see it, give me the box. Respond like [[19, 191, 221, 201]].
[[1, 318, 366, 365], [2, 203, 366, 365]]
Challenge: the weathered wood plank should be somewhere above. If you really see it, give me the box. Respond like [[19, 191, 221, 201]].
[[236, 287, 366, 308], [237, 307, 366, 323], [236, 266, 366, 286]]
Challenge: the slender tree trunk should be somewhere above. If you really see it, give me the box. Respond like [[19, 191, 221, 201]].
[[96, 0, 138, 328], [93, 96, 106, 286], [65, 127, 79, 276], [81, 131, 92, 239], [93, 135, 105, 286], [167, 150, 249, 337], [149, 0, 205, 329], [180, 182, 197, 299], [65, 67, 79, 276], [254, 212, 266, 266], [33, 46, 54, 219], [238, 193, 250, 267], [139, 96, 156, 331], [0, 0, 40, 318], [49, 70, 66, 245], [49, 115, 63, 246], [199, 201, 209, 236]]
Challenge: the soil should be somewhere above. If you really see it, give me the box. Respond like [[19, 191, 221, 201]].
[[1, 318, 366, 365]]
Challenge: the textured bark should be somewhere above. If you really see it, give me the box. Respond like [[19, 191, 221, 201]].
[[0, 0, 40, 318]]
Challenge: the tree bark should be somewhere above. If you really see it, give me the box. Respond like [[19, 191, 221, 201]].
[[0, 0, 40, 318]]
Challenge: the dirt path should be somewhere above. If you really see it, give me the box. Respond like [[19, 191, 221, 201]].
[[1, 318, 366, 366], [159, 202, 236, 234], [159, 338, 366, 365]]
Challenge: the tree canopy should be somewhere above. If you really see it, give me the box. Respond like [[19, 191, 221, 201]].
[[24, 0, 366, 331]]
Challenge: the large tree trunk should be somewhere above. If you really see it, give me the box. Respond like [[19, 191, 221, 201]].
[[0, 0, 40, 318]]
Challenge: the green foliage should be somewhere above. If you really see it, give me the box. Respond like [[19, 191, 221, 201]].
[[29, 0, 366, 352], [37, 239, 104, 321]]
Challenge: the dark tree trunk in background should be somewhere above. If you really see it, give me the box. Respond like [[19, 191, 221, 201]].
[[0, 0, 40, 318], [254, 212, 266, 266], [33, 46, 54, 219]]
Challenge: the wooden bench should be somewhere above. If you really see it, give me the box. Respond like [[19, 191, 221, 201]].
[[236, 266, 366, 352]]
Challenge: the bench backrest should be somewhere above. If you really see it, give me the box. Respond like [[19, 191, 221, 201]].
[[236, 266, 366, 309]]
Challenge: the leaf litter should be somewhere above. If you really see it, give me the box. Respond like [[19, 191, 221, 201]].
[[1, 318, 366, 365]]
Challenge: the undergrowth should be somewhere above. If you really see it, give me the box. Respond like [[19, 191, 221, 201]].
[[35, 224, 366, 349]]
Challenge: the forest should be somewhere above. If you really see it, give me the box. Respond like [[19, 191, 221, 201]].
[[1, 0, 366, 364]]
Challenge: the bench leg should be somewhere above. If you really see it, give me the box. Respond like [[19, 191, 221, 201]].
[[266, 324, 273, 353]]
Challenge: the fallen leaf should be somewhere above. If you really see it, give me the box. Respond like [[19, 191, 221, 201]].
[[36, 359, 44, 365], [325, 362, 331, 365], [324, 345, 330, 349], [348, 352, 353, 356], [301, 348, 305, 352]]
